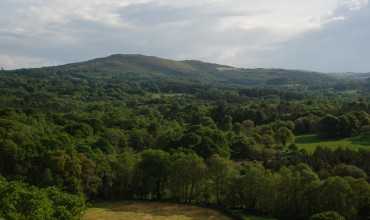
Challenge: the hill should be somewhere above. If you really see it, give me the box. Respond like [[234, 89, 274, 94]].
[[11, 54, 339, 89]]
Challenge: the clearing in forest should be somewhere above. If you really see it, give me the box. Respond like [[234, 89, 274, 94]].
[[296, 134, 370, 153], [83, 202, 232, 220]]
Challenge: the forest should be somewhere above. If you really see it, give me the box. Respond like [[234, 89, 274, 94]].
[[1, 55, 370, 220]]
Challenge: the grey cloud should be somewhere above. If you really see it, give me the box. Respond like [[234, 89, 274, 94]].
[[0, 1, 369, 72], [117, 2, 259, 27], [1, 1, 271, 67], [243, 4, 370, 72]]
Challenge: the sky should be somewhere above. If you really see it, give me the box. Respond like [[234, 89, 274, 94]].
[[0, 0, 369, 72]]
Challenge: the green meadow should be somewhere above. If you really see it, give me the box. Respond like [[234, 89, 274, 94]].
[[83, 202, 232, 220], [296, 134, 370, 153], [83, 202, 276, 220]]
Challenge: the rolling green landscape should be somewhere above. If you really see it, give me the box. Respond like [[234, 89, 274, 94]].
[[3, 0, 370, 219], [1, 54, 370, 220]]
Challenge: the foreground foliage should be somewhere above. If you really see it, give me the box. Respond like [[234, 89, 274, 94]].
[[0, 177, 86, 220]]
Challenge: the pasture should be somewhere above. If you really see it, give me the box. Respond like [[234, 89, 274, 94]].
[[295, 134, 370, 153], [83, 202, 232, 220], [83, 202, 275, 220]]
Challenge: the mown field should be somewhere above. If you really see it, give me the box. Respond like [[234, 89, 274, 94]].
[[83, 202, 274, 220], [83, 202, 232, 220], [296, 134, 370, 153]]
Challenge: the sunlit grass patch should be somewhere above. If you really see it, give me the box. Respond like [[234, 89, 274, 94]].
[[296, 134, 370, 153], [83, 202, 232, 220]]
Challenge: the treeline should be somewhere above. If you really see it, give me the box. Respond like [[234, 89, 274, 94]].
[[39, 148, 370, 220], [317, 112, 370, 139]]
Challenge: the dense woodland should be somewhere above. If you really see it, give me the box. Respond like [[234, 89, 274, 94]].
[[1, 55, 370, 220]]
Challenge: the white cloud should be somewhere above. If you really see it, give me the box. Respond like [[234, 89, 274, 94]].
[[340, 0, 368, 10], [0, 54, 51, 70]]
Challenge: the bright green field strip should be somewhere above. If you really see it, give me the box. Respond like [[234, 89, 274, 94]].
[[296, 134, 370, 153]]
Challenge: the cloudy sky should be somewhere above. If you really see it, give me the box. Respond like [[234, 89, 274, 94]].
[[0, 0, 369, 72]]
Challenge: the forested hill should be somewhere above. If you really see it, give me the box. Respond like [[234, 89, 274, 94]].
[[4, 54, 338, 89]]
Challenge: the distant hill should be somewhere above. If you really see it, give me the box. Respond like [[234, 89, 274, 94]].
[[339, 72, 370, 80], [26, 54, 335, 89], [58, 54, 197, 76], [3, 54, 356, 95]]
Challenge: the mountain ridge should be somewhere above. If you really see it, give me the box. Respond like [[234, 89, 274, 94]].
[[4, 54, 345, 89]]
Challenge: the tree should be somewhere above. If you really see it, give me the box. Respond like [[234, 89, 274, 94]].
[[93, 137, 115, 153], [317, 177, 356, 219], [47, 150, 83, 194], [212, 103, 227, 125], [230, 136, 257, 160], [192, 126, 230, 158], [275, 127, 295, 146], [0, 139, 18, 175], [242, 120, 255, 135], [317, 115, 340, 139], [346, 178, 370, 220], [135, 149, 170, 200], [45, 187, 86, 220], [64, 123, 93, 138], [310, 211, 346, 220], [294, 114, 319, 134], [79, 154, 100, 197], [200, 117, 217, 129], [112, 149, 138, 199], [230, 162, 270, 210], [168, 151, 206, 203], [221, 115, 233, 131], [338, 114, 360, 138], [181, 132, 201, 148], [101, 128, 128, 149], [333, 164, 367, 179], [128, 128, 155, 151], [0, 182, 53, 220], [275, 164, 320, 219], [207, 154, 236, 204]]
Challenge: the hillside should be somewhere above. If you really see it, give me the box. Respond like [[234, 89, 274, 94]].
[[15, 54, 338, 89]]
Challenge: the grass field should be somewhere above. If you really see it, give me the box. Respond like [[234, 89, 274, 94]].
[[83, 202, 275, 220], [83, 202, 232, 220], [296, 134, 370, 153]]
